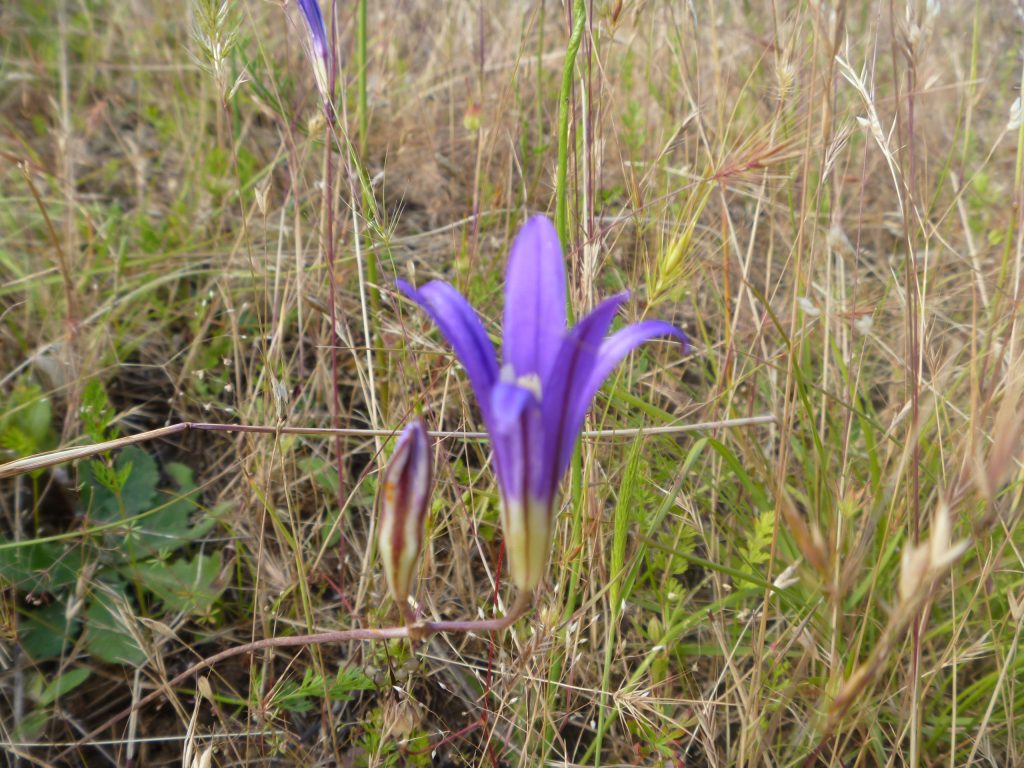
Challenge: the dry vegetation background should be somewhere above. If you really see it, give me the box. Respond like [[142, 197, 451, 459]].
[[2, 0, 1024, 765]]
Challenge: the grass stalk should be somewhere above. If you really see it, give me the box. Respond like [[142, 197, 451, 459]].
[[554, 0, 586, 247], [331, 122, 385, 426], [357, 0, 368, 153], [545, 2, 587, 759], [592, 436, 643, 763], [323, 89, 348, 587]]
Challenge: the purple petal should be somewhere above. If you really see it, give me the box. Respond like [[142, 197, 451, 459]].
[[585, 321, 690, 397], [487, 381, 537, 504], [491, 385, 545, 499], [503, 216, 567, 381], [493, 409, 550, 592], [490, 381, 533, 436], [538, 293, 630, 496], [397, 279, 499, 418], [296, 0, 329, 60], [560, 320, 688, 469], [295, 0, 332, 102]]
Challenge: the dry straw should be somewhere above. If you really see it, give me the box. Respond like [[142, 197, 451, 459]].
[[0, 414, 775, 481]]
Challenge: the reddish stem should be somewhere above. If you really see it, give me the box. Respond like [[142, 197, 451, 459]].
[[56, 593, 532, 762]]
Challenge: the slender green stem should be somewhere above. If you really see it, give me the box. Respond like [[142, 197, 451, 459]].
[[357, 0, 368, 153], [554, 0, 586, 247], [546, 3, 587, 761]]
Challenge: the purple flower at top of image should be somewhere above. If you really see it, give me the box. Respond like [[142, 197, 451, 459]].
[[295, 0, 330, 100], [398, 216, 689, 592]]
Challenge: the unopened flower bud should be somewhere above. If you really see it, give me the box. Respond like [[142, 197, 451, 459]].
[[377, 418, 432, 609]]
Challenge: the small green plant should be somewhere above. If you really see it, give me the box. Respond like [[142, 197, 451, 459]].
[[265, 665, 375, 714], [0, 380, 56, 474], [1, 383, 226, 736], [354, 701, 432, 768], [737, 508, 775, 576]]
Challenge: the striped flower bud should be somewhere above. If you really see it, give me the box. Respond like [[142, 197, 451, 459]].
[[377, 418, 432, 610]]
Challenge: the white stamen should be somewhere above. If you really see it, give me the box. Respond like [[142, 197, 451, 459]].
[[516, 372, 542, 399], [500, 363, 543, 399]]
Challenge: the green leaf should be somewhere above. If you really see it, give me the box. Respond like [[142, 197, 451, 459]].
[[83, 587, 147, 666], [271, 665, 375, 713], [0, 382, 54, 457], [13, 708, 50, 740], [0, 426, 37, 462], [34, 666, 91, 705], [79, 379, 117, 443], [20, 600, 77, 660], [0, 539, 82, 593], [129, 552, 226, 615], [164, 462, 196, 494], [299, 455, 339, 495], [132, 462, 208, 556], [738, 509, 775, 574], [320, 506, 342, 548], [81, 450, 213, 557], [20, 394, 52, 444], [81, 446, 159, 523]]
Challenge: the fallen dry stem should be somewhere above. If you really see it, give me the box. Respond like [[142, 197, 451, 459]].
[[0, 414, 776, 480], [57, 591, 533, 762]]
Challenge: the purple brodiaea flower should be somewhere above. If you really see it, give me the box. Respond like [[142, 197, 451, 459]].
[[295, 0, 330, 100], [398, 216, 689, 592]]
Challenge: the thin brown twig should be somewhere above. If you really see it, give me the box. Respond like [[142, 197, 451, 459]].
[[55, 592, 532, 762], [0, 414, 776, 481]]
